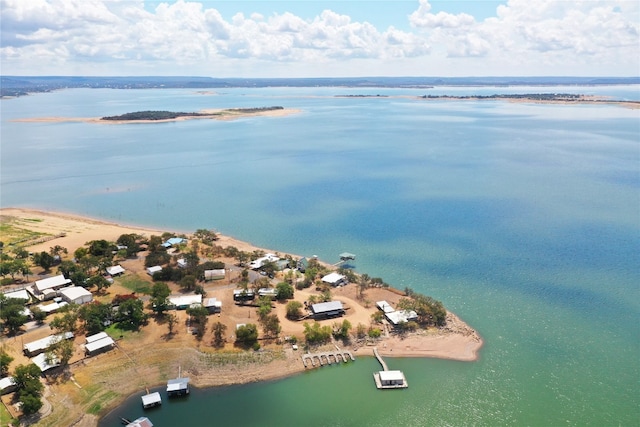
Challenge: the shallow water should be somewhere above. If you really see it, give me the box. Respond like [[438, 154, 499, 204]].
[[1, 85, 639, 426]]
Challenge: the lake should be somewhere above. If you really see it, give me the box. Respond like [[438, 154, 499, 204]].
[[1, 85, 639, 426]]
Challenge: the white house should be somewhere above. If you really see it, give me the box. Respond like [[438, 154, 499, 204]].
[[2, 289, 31, 302], [169, 294, 202, 309], [203, 297, 222, 313], [249, 253, 280, 269], [177, 258, 187, 269], [106, 265, 125, 276], [34, 274, 72, 295], [31, 352, 60, 372], [59, 286, 93, 305], [376, 301, 395, 313], [321, 272, 348, 287], [146, 266, 162, 276], [0, 377, 16, 395], [23, 332, 74, 357], [385, 310, 418, 326]]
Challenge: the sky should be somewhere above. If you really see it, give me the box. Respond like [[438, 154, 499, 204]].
[[1, 0, 639, 77]]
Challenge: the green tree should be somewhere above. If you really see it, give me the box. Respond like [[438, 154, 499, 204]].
[[0, 296, 28, 335], [235, 323, 258, 346], [30, 306, 47, 325], [20, 393, 43, 415], [275, 282, 294, 301], [150, 282, 171, 314], [303, 321, 332, 345], [179, 275, 197, 292], [333, 319, 352, 340], [49, 245, 68, 258], [262, 313, 281, 338], [86, 275, 111, 294], [88, 239, 113, 257], [50, 310, 78, 333], [166, 313, 178, 336], [32, 251, 54, 270], [78, 302, 111, 335], [13, 363, 44, 414], [49, 337, 74, 367], [116, 234, 141, 258], [115, 298, 147, 330], [0, 350, 14, 377], [212, 322, 227, 347], [285, 301, 303, 320]]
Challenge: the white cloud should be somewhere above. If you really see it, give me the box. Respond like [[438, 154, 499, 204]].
[[0, 0, 637, 76]]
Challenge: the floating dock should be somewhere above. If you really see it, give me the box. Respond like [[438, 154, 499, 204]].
[[302, 350, 354, 368], [372, 347, 408, 389]]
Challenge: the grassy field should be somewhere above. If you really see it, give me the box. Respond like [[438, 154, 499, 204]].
[[0, 402, 16, 427], [0, 218, 48, 247], [117, 275, 152, 295]]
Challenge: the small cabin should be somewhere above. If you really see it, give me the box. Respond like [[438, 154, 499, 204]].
[[167, 377, 190, 397], [141, 391, 162, 409], [203, 297, 222, 314], [375, 370, 408, 389], [321, 272, 347, 287], [106, 265, 125, 276], [146, 266, 162, 276], [311, 301, 345, 319]]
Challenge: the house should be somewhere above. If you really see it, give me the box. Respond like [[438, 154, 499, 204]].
[[233, 289, 255, 302], [146, 266, 162, 276], [376, 301, 395, 314], [310, 301, 345, 319], [162, 237, 186, 248], [0, 377, 16, 395], [203, 297, 222, 314], [31, 352, 60, 372], [59, 286, 93, 305], [167, 377, 190, 397], [168, 294, 202, 310], [204, 269, 225, 281], [297, 257, 309, 273], [249, 253, 280, 270], [141, 391, 162, 409], [385, 310, 418, 327], [23, 332, 74, 357], [106, 265, 125, 276], [85, 332, 115, 356], [258, 288, 277, 299], [2, 288, 31, 303], [176, 258, 187, 269], [321, 272, 348, 287], [34, 274, 72, 295], [374, 370, 408, 389]]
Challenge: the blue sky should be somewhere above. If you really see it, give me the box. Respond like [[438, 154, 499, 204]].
[[1, 0, 638, 77]]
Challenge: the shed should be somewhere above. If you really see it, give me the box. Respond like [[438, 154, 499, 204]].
[[203, 298, 222, 313], [106, 265, 125, 276], [0, 377, 16, 395], [37, 301, 67, 314], [167, 377, 190, 396], [321, 272, 347, 287], [146, 266, 162, 276], [177, 258, 187, 269], [85, 336, 115, 356], [59, 286, 93, 305], [86, 331, 109, 344], [311, 301, 345, 319], [297, 257, 309, 273], [204, 269, 225, 281], [31, 352, 60, 372], [376, 301, 395, 313], [23, 332, 74, 357], [162, 237, 186, 248], [169, 294, 202, 309], [34, 274, 72, 294], [141, 391, 162, 408]]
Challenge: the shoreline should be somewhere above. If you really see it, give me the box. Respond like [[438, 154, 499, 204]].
[[0, 207, 482, 426]]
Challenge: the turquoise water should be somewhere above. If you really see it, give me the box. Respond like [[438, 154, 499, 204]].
[[1, 86, 639, 426]]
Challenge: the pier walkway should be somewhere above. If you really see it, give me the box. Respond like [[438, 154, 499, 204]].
[[373, 347, 388, 371], [302, 350, 354, 368], [372, 347, 408, 389]]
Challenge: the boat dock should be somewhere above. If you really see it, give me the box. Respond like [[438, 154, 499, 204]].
[[302, 350, 354, 368], [373, 347, 408, 389], [141, 391, 161, 408]]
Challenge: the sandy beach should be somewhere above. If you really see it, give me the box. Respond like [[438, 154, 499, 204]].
[[0, 207, 482, 426]]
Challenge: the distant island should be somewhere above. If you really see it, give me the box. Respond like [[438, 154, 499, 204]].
[[101, 107, 284, 121]]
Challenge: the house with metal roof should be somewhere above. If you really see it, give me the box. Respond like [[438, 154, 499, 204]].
[[249, 253, 280, 269], [125, 417, 154, 427], [59, 286, 93, 305], [321, 272, 347, 287], [203, 297, 222, 314], [162, 237, 186, 248], [374, 370, 408, 389], [385, 310, 418, 326], [376, 301, 395, 314], [0, 377, 16, 395], [2, 289, 31, 302], [34, 274, 72, 295], [169, 294, 202, 310], [146, 266, 162, 276], [31, 352, 60, 372], [311, 301, 345, 319], [23, 332, 74, 357]]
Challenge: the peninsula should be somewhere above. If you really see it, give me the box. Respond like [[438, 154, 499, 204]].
[[0, 208, 481, 427]]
